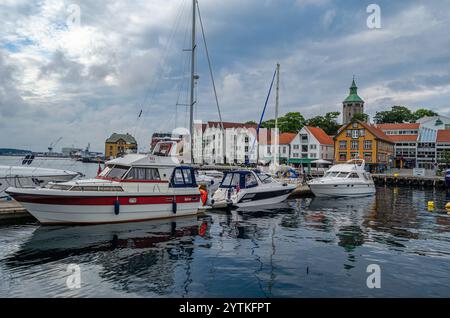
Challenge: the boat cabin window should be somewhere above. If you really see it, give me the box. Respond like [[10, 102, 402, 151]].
[[336, 172, 350, 178], [70, 186, 124, 192], [256, 173, 275, 184], [124, 168, 161, 181], [326, 172, 339, 177], [100, 165, 129, 179], [170, 167, 197, 188], [47, 184, 72, 190], [348, 173, 359, 179], [220, 172, 241, 188], [245, 174, 258, 188]]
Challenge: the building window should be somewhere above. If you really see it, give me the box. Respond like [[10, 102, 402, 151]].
[[351, 140, 359, 150], [359, 129, 365, 137], [293, 145, 299, 150], [339, 141, 347, 150], [364, 152, 372, 163], [351, 152, 359, 159], [339, 153, 347, 161], [352, 130, 359, 139], [310, 144, 317, 150], [352, 122, 358, 128], [364, 140, 372, 150], [245, 137, 249, 143], [346, 130, 352, 137]]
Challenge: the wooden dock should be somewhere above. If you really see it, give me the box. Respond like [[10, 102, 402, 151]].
[[289, 184, 313, 197], [0, 200, 31, 221], [372, 174, 447, 188]]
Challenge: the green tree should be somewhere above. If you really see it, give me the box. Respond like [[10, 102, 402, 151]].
[[278, 112, 306, 133], [260, 112, 306, 133], [351, 113, 369, 122], [305, 112, 341, 135], [412, 108, 439, 121], [260, 119, 275, 129], [374, 105, 414, 124], [245, 120, 258, 125]]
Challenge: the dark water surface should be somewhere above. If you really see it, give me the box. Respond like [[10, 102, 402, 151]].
[[1, 187, 449, 298]]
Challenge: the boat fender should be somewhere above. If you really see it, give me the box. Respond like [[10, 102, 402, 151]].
[[172, 198, 177, 214], [445, 202, 450, 210], [427, 201, 434, 212], [114, 198, 120, 215], [200, 188, 208, 206]]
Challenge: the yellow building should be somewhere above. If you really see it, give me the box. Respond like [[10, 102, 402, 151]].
[[105, 133, 138, 159], [334, 121, 394, 172]]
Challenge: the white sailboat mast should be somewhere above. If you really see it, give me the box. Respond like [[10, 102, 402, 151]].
[[273, 63, 280, 167], [189, 0, 196, 164]]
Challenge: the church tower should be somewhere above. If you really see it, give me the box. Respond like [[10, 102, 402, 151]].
[[343, 77, 364, 124]]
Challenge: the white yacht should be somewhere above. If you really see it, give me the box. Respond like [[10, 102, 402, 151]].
[[307, 159, 375, 197], [211, 170, 296, 209], [6, 141, 202, 225]]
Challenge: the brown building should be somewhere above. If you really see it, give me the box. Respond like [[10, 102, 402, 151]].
[[105, 133, 137, 159], [334, 121, 394, 172]]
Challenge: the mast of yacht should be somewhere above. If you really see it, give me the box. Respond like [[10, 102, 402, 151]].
[[273, 63, 280, 169], [189, 0, 196, 164]]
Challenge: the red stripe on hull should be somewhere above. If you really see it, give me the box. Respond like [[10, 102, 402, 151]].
[[10, 194, 200, 205]]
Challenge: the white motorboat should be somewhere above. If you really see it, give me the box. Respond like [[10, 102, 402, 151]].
[[211, 170, 296, 209], [307, 159, 375, 198], [6, 141, 202, 225], [195, 170, 222, 207], [0, 165, 81, 199]]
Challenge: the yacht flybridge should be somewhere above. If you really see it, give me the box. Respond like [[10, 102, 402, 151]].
[[6, 141, 201, 225], [307, 159, 376, 197], [211, 170, 296, 209]]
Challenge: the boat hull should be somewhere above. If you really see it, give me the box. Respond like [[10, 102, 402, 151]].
[[308, 183, 376, 198], [236, 191, 293, 208], [6, 189, 201, 225]]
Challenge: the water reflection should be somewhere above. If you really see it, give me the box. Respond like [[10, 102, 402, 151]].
[[2, 216, 211, 296], [0, 187, 449, 297]]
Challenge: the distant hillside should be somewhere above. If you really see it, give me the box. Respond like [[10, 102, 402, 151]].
[[0, 148, 33, 156]]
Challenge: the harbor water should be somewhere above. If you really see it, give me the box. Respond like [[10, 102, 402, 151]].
[[0, 157, 449, 297]]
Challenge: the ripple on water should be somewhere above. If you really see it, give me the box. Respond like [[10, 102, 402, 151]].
[[0, 187, 449, 297]]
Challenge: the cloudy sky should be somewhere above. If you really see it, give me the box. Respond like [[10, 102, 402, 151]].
[[1, 0, 450, 152]]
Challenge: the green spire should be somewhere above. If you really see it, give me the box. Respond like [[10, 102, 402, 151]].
[[344, 77, 364, 103]]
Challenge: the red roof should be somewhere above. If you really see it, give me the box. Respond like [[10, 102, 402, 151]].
[[267, 133, 297, 145], [388, 135, 418, 142], [437, 130, 450, 143], [207, 121, 258, 130], [377, 123, 420, 130], [305, 126, 334, 145], [363, 123, 394, 144]]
